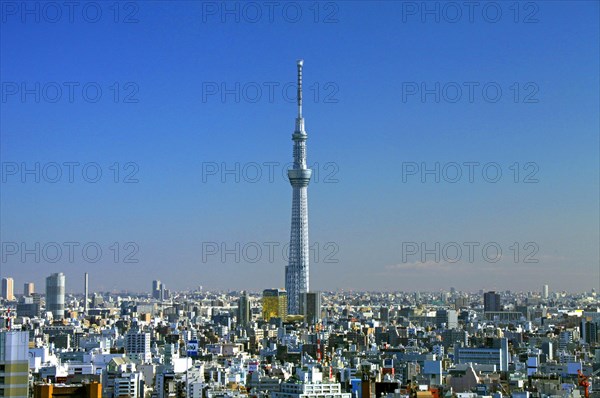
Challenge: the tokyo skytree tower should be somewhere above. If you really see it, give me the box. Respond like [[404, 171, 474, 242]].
[[285, 60, 312, 315]]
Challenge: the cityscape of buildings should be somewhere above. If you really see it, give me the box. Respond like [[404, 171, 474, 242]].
[[1, 272, 599, 398]]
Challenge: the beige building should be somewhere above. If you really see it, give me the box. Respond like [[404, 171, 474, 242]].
[[0, 331, 30, 398], [23, 282, 34, 296], [1, 277, 15, 301]]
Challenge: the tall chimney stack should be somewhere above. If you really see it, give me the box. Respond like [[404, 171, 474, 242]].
[[84, 273, 89, 315]]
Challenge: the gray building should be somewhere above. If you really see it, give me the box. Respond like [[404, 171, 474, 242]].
[[455, 338, 509, 372], [484, 291, 501, 312], [17, 295, 40, 318], [436, 309, 458, 329], [237, 291, 250, 326], [152, 280, 162, 300], [300, 292, 322, 325], [46, 272, 66, 320], [581, 320, 598, 345]]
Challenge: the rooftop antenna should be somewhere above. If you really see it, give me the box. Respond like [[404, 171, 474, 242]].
[[297, 59, 303, 118]]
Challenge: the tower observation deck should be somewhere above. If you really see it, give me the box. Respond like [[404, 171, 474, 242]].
[[285, 60, 312, 315]]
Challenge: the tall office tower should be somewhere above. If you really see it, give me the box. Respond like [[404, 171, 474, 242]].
[[46, 272, 66, 320], [542, 284, 549, 299], [285, 59, 312, 315], [454, 297, 469, 310], [436, 309, 458, 329], [484, 291, 501, 312], [0, 331, 30, 397], [299, 291, 322, 325], [125, 329, 151, 363], [23, 282, 34, 296], [1, 277, 15, 300], [380, 306, 390, 323], [541, 341, 553, 360], [84, 273, 89, 315], [581, 320, 598, 345], [237, 291, 250, 326], [91, 293, 103, 308], [152, 280, 162, 300], [262, 288, 288, 322], [558, 330, 574, 350]]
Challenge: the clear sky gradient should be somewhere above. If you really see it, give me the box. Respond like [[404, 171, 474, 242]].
[[1, 1, 599, 293]]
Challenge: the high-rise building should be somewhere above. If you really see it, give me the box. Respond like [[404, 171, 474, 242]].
[[542, 284, 549, 299], [558, 330, 574, 350], [0, 330, 30, 397], [436, 309, 458, 329], [113, 373, 142, 398], [299, 291, 322, 325], [91, 293, 104, 308], [581, 320, 598, 345], [152, 280, 163, 300], [23, 282, 34, 296], [46, 272, 66, 320], [285, 60, 312, 315], [237, 291, 250, 326], [1, 277, 15, 300], [484, 291, 501, 312], [125, 329, 151, 363], [454, 297, 469, 310], [262, 289, 287, 322], [380, 306, 390, 323], [541, 341, 553, 360]]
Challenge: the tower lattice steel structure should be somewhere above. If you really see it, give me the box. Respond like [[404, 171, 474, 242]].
[[285, 60, 312, 314]]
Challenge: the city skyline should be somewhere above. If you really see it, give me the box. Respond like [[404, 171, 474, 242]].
[[0, 270, 588, 296], [0, 268, 586, 299]]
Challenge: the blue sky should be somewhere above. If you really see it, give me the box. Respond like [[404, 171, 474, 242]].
[[1, 1, 598, 293]]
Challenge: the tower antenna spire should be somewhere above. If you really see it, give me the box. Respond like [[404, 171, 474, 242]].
[[286, 59, 311, 315], [297, 59, 303, 118]]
